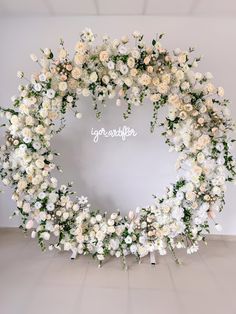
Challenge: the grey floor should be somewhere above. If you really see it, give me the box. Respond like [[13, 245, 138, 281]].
[[0, 229, 236, 314]]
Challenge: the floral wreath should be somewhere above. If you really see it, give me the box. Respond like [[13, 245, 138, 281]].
[[0, 28, 235, 268]]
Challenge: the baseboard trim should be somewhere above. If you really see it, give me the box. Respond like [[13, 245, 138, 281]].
[[204, 234, 236, 241], [1, 227, 236, 241]]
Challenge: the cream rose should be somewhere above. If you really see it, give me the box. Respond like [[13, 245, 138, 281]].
[[35, 125, 46, 135], [11, 115, 20, 126], [218, 87, 224, 97], [179, 111, 187, 120], [175, 70, 184, 80], [139, 73, 151, 86], [162, 73, 171, 84], [144, 56, 151, 65], [197, 134, 210, 149], [22, 127, 32, 138], [75, 41, 87, 53], [59, 82, 68, 92], [18, 179, 27, 191], [178, 53, 187, 64], [71, 67, 82, 79], [25, 116, 34, 126], [130, 68, 138, 77], [74, 54, 85, 65], [150, 94, 161, 102], [157, 83, 168, 94], [58, 49, 67, 60], [35, 159, 45, 169], [127, 57, 135, 68]]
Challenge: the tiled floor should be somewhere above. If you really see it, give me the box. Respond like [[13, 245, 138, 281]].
[[0, 228, 236, 314]]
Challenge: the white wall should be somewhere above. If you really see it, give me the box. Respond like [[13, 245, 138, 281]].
[[0, 16, 235, 234]]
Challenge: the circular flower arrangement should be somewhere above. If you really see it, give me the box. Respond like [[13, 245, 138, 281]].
[[0, 28, 235, 267]]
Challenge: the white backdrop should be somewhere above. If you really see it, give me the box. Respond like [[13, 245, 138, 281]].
[[0, 16, 235, 234]]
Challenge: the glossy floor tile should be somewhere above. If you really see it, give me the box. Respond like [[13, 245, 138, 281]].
[[0, 228, 236, 314]]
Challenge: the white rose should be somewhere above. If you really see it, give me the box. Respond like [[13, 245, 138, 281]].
[[63, 212, 69, 220], [205, 83, 215, 94], [107, 61, 115, 70], [39, 109, 48, 118], [110, 239, 119, 250], [205, 72, 213, 80], [25, 116, 34, 126], [124, 77, 132, 87], [90, 217, 96, 225], [22, 127, 32, 138], [139, 73, 151, 86], [111, 213, 118, 220], [73, 204, 79, 211], [71, 67, 82, 79], [96, 214, 102, 222], [127, 57, 135, 68], [133, 31, 141, 38], [82, 88, 90, 97], [178, 53, 187, 64], [102, 75, 110, 85], [75, 41, 87, 53], [90, 72, 98, 83], [119, 64, 128, 75], [39, 212, 47, 221], [10, 115, 20, 126], [175, 70, 184, 80], [125, 236, 132, 244], [46, 89, 55, 99], [212, 186, 221, 196], [130, 244, 137, 254], [58, 49, 67, 60], [118, 45, 127, 55], [186, 191, 196, 202], [32, 175, 43, 185], [97, 254, 104, 261], [42, 232, 50, 241], [197, 152, 205, 163], [217, 87, 224, 97], [131, 49, 140, 59], [35, 125, 46, 135], [18, 179, 27, 190], [39, 73, 46, 82], [195, 72, 202, 80], [34, 83, 42, 92], [26, 220, 34, 229], [107, 219, 114, 226], [174, 48, 181, 56], [23, 202, 31, 213], [96, 230, 105, 241]]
